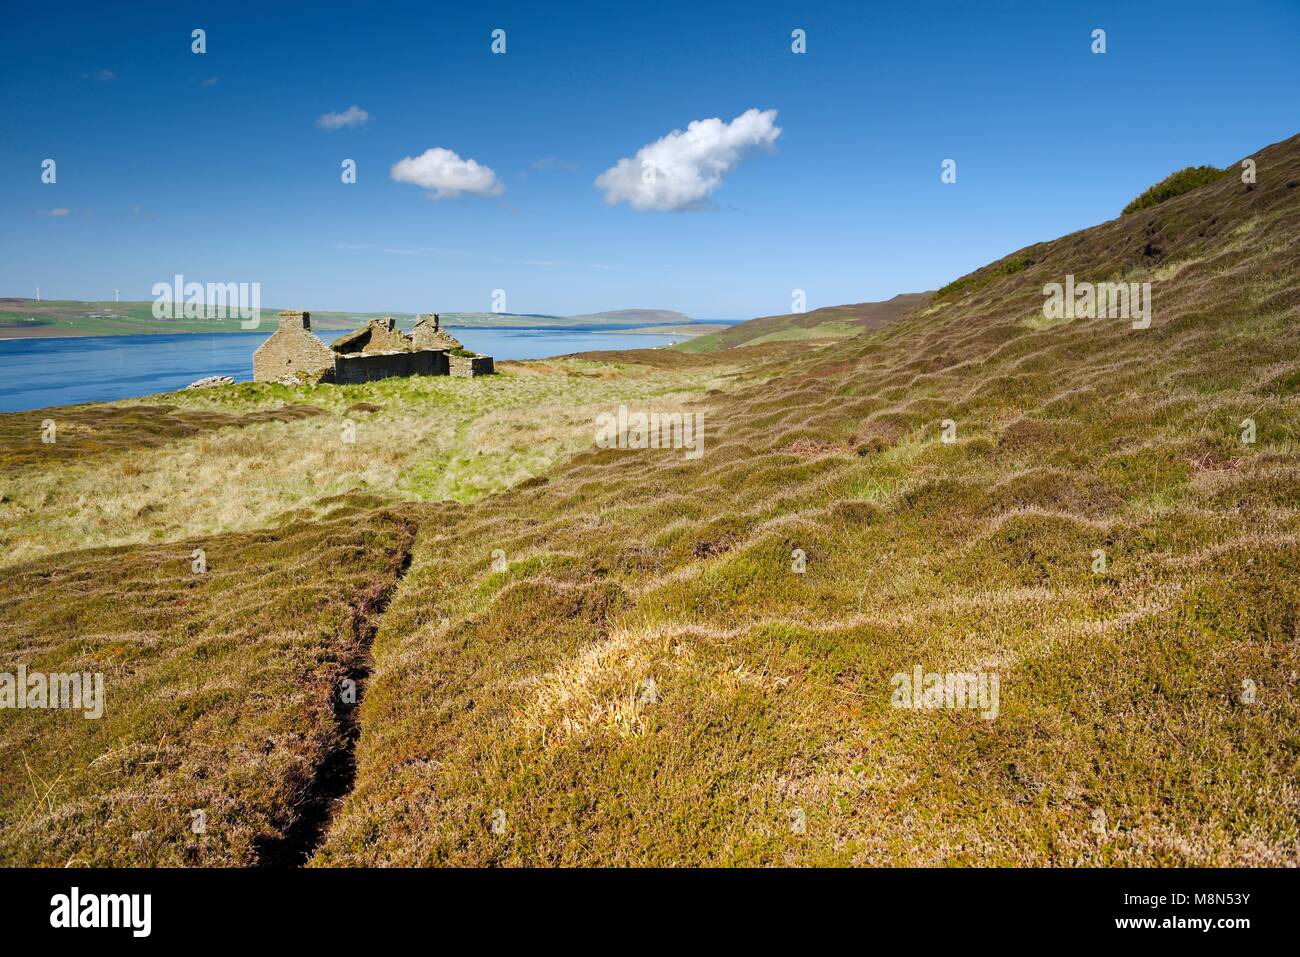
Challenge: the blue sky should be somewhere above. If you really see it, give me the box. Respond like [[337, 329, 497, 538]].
[[2, 0, 1297, 319]]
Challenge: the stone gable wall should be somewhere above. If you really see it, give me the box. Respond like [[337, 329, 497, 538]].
[[252, 312, 336, 382], [411, 319, 462, 352]]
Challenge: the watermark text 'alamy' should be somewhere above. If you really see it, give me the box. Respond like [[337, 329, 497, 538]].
[[595, 405, 704, 460], [1042, 275, 1151, 329], [152, 274, 261, 328]]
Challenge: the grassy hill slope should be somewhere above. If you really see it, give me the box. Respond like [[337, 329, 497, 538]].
[[2, 133, 1298, 866]]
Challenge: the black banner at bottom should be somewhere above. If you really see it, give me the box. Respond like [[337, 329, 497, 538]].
[[0, 867, 1288, 943]]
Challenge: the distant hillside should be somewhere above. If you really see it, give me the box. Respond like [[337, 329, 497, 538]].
[[678, 292, 931, 353], [439, 309, 692, 328], [566, 308, 694, 325], [0, 301, 416, 337], [0, 301, 694, 338]]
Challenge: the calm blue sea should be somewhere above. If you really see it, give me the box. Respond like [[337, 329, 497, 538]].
[[0, 324, 734, 412]]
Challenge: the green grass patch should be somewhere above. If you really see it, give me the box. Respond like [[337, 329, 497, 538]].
[[1122, 165, 1231, 215]]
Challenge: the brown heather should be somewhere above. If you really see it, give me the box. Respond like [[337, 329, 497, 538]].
[[2, 133, 1299, 866]]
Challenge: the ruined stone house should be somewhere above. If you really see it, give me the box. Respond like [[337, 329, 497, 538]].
[[252, 311, 495, 384]]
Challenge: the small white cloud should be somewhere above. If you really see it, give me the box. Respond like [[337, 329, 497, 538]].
[[200, 76, 219, 87], [532, 156, 577, 172], [513, 259, 621, 270], [36, 208, 70, 217], [317, 105, 371, 130], [81, 69, 116, 82], [390, 147, 504, 200], [331, 242, 458, 258], [595, 108, 781, 212]]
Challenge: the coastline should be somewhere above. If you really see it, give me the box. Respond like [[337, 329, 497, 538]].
[[603, 323, 716, 337], [0, 324, 714, 413], [0, 321, 732, 342], [0, 302, 716, 341]]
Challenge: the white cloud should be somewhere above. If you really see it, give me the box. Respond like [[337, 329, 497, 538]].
[[595, 108, 781, 212], [81, 69, 116, 82], [36, 208, 70, 217], [504, 258, 621, 270], [331, 242, 457, 258], [317, 105, 371, 130], [521, 260, 620, 270], [532, 156, 577, 171], [389, 147, 504, 200], [200, 76, 219, 87]]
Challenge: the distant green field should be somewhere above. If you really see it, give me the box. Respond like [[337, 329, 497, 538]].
[[0, 300, 368, 337]]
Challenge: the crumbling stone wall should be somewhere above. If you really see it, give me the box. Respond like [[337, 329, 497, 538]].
[[334, 349, 448, 383], [450, 354, 495, 377], [330, 317, 413, 355], [252, 311, 336, 383]]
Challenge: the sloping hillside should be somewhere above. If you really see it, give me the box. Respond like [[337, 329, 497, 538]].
[[2, 133, 1298, 866], [679, 292, 931, 352], [316, 133, 1300, 865]]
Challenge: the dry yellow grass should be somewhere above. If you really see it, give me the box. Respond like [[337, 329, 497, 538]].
[[0, 360, 742, 567]]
